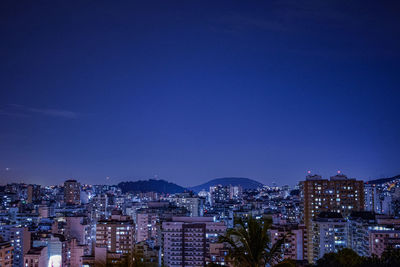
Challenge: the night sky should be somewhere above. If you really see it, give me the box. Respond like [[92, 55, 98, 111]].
[[1, 1, 399, 186]]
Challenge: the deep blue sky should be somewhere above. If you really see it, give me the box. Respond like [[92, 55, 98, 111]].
[[1, 1, 399, 186]]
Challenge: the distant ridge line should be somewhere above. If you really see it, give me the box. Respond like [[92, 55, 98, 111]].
[[189, 177, 264, 193], [367, 174, 400, 185]]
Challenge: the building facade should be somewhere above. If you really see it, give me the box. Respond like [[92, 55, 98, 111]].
[[95, 211, 134, 263], [10, 227, 30, 267], [162, 217, 226, 267], [312, 212, 348, 262], [24, 246, 48, 267], [64, 180, 81, 205], [300, 173, 364, 262], [270, 224, 306, 262], [0, 240, 13, 267]]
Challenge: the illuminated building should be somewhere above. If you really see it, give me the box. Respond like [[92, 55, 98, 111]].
[[208, 243, 232, 266], [209, 185, 230, 206], [0, 240, 13, 267], [364, 183, 381, 213], [135, 202, 189, 244], [162, 217, 226, 267], [136, 213, 158, 243], [95, 211, 134, 264], [369, 228, 400, 256], [10, 227, 30, 267], [64, 180, 81, 205], [300, 173, 364, 262], [170, 194, 203, 217], [23, 246, 47, 267], [27, 185, 40, 204], [270, 224, 306, 262], [312, 212, 348, 262], [133, 241, 159, 265]]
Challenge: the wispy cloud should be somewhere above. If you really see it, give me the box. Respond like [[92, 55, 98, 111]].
[[211, 1, 372, 35], [26, 107, 78, 119], [0, 104, 79, 119]]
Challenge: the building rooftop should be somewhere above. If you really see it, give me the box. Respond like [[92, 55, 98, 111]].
[[0, 241, 12, 248], [26, 246, 46, 255], [306, 174, 323, 181], [349, 211, 376, 221], [171, 216, 214, 223], [330, 174, 348, 180], [315, 212, 345, 221]]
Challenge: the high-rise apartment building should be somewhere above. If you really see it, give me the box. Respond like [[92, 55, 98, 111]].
[[135, 202, 189, 244], [348, 211, 376, 257], [364, 183, 381, 213], [209, 185, 230, 206], [229, 185, 243, 200], [32, 233, 66, 267], [162, 217, 226, 267], [270, 224, 306, 262], [171, 194, 203, 217], [300, 173, 364, 262], [0, 240, 13, 267], [10, 227, 31, 267], [95, 211, 134, 263], [26, 185, 40, 204], [89, 194, 108, 220], [133, 241, 159, 265], [65, 216, 87, 245], [136, 213, 158, 243], [64, 180, 81, 205], [23, 246, 47, 267], [348, 212, 400, 257], [369, 228, 400, 256], [312, 212, 348, 262]]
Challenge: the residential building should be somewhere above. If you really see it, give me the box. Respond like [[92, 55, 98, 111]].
[[208, 243, 232, 266], [312, 212, 348, 262], [24, 246, 48, 267], [162, 217, 226, 267], [170, 194, 203, 217], [0, 240, 13, 267], [95, 211, 134, 263], [27, 185, 40, 204], [10, 227, 30, 267], [133, 241, 159, 265], [364, 184, 381, 213], [270, 224, 306, 262], [64, 180, 81, 205], [300, 173, 364, 262], [348, 211, 376, 257], [136, 212, 158, 243]]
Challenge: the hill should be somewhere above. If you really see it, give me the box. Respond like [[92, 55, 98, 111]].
[[367, 174, 400, 185], [189, 177, 264, 193], [118, 179, 187, 194]]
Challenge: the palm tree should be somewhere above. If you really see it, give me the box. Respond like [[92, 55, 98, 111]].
[[218, 216, 286, 267]]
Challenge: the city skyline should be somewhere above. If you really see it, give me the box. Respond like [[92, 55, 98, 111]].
[[2, 168, 400, 266], [0, 171, 397, 188], [2, 2, 400, 267], [1, 1, 400, 187]]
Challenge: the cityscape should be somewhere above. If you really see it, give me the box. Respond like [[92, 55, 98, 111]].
[[1, 174, 400, 266], [1, 1, 400, 267]]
